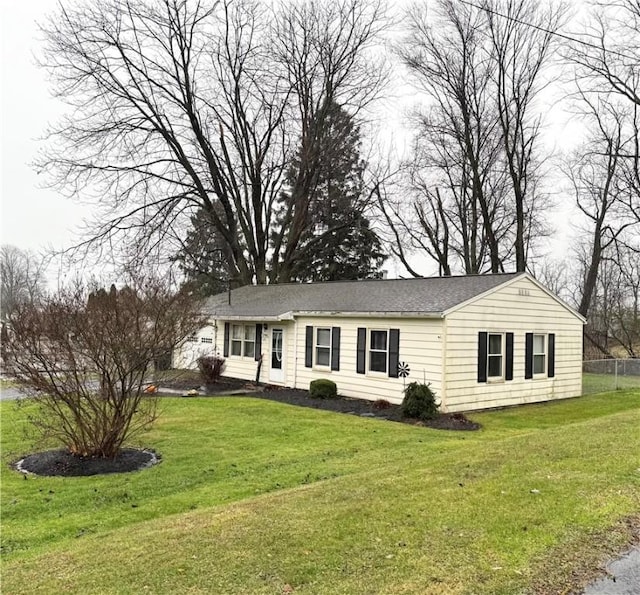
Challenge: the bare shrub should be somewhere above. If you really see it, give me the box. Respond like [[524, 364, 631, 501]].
[[4, 277, 205, 458], [197, 355, 226, 385]]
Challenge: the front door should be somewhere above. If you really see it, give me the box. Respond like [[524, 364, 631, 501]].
[[269, 328, 285, 383]]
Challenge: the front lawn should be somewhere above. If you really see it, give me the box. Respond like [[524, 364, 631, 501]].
[[2, 391, 639, 594]]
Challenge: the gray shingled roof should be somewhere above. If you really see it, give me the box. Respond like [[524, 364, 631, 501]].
[[204, 273, 522, 318]]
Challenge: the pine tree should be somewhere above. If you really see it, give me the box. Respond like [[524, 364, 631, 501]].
[[172, 205, 229, 296], [284, 103, 386, 282]]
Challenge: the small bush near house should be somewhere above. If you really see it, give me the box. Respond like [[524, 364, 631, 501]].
[[197, 356, 226, 385], [372, 399, 393, 410], [401, 382, 439, 421], [310, 379, 337, 399]]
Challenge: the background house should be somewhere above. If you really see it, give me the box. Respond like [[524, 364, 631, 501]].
[[174, 273, 586, 412]]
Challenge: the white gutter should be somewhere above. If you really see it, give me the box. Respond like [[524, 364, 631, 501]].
[[210, 311, 444, 321], [288, 310, 444, 319]]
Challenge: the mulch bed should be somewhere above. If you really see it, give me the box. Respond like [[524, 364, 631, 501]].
[[15, 448, 159, 477], [166, 376, 481, 431], [254, 387, 481, 431]]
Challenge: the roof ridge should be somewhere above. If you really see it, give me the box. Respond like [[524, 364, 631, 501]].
[[230, 271, 521, 290]]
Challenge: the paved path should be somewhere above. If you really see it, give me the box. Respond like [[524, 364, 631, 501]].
[[583, 547, 640, 594], [0, 385, 22, 400]]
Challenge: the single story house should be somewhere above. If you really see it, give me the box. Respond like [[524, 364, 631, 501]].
[[174, 272, 586, 412]]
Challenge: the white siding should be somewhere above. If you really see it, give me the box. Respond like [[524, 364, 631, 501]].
[[172, 324, 217, 369], [443, 276, 583, 412], [173, 321, 269, 384], [218, 321, 274, 384], [291, 316, 444, 405]]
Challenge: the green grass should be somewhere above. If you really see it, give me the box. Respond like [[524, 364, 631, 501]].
[[2, 391, 640, 594], [582, 372, 640, 395]]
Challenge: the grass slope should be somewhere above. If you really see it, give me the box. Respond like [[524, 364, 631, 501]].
[[2, 391, 639, 594]]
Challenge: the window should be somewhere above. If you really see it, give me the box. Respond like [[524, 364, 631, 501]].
[[187, 333, 198, 343], [315, 328, 331, 367], [231, 325, 243, 356], [369, 330, 388, 373], [200, 337, 213, 344], [244, 325, 256, 358], [533, 334, 546, 375], [525, 332, 554, 379], [230, 324, 256, 357], [357, 327, 399, 377], [305, 326, 340, 371], [478, 331, 514, 383], [487, 333, 504, 379]]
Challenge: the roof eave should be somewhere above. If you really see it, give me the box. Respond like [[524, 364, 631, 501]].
[[291, 310, 444, 319], [207, 310, 445, 320]]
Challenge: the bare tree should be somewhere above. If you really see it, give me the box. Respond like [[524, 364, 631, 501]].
[[384, 0, 561, 276], [563, 96, 637, 319], [608, 241, 640, 356], [0, 245, 46, 321], [483, 0, 566, 272], [567, 0, 640, 224], [39, 0, 387, 285], [564, 1, 640, 356], [4, 277, 205, 458], [390, 0, 508, 275]]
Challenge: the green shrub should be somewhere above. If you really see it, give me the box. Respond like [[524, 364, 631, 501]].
[[310, 379, 337, 399], [401, 382, 439, 421], [197, 355, 226, 385]]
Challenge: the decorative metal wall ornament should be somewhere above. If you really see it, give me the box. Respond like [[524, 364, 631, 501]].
[[398, 362, 410, 378], [398, 361, 410, 391]]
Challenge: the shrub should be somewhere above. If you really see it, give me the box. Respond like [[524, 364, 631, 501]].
[[401, 382, 439, 421], [310, 379, 337, 399], [197, 355, 226, 385], [4, 277, 206, 458], [372, 399, 392, 411]]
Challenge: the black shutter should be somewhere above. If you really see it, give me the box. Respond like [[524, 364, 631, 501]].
[[331, 327, 341, 371], [525, 332, 533, 379], [477, 332, 488, 383], [305, 326, 313, 368], [255, 323, 262, 361], [356, 328, 366, 374], [388, 329, 400, 378], [223, 322, 230, 357], [505, 332, 514, 381], [548, 333, 555, 378]]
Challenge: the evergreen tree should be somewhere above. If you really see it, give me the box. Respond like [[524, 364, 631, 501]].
[[284, 103, 386, 282], [172, 205, 229, 296]]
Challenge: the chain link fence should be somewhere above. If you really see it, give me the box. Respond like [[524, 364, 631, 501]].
[[583, 359, 640, 395]]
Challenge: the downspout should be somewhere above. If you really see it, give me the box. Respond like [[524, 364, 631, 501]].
[[292, 316, 299, 389], [441, 315, 448, 412]]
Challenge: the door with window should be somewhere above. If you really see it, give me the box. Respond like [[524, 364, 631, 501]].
[[269, 328, 285, 383]]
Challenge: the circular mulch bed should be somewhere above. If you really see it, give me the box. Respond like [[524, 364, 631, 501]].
[[15, 448, 160, 477]]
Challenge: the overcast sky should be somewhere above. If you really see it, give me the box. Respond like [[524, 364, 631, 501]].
[[1, 0, 585, 281], [1, 1, 93, 259]]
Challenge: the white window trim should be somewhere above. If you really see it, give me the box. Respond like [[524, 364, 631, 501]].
[[230, 324, 256, 359], [487, 332, 505, 382], [314, 327, 332, 369], [532, 333, 547, 377], [368, 329, 389, 375]]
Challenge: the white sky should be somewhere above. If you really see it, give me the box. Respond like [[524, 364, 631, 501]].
[[1, 0, 92, 260], [0, 0, 587, 282]]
